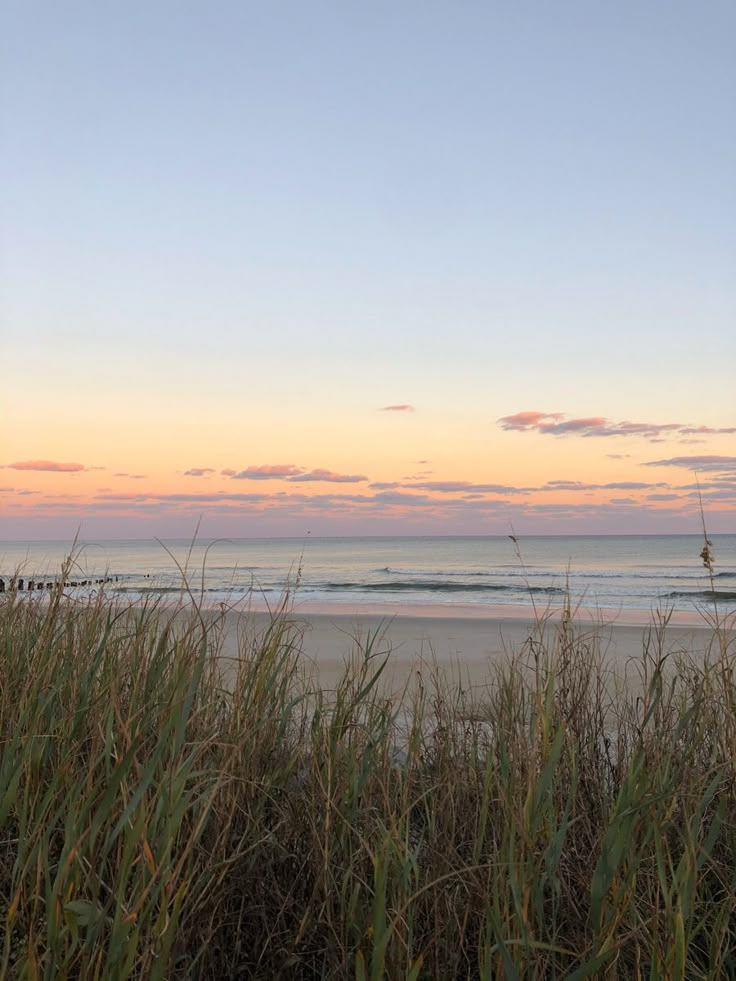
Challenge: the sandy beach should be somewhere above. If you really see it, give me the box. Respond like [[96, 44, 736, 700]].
[[214, 600, 733, 693]]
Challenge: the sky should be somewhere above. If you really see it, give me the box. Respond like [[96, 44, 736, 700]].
[[2, 0, 735, 538]]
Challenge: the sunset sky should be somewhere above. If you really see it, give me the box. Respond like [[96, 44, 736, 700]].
[[2, 1, 735, 538]]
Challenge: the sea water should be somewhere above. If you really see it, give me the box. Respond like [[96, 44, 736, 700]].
[[1, 535, 735, 614]]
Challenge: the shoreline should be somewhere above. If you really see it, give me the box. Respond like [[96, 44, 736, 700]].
[[8, 585, 732, 629], [282, 596, 726, 628], [5, 591, 732, 692], [214, 604, 734, 693], [6, 589, 731, 634]]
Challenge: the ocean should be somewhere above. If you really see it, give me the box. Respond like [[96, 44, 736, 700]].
[[1, 535, 735, 614]]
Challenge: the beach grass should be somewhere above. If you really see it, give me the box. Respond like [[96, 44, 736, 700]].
[[1, 569, 736, 979]]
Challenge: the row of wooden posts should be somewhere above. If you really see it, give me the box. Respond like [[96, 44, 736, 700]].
[[0, 576, 117, 593]]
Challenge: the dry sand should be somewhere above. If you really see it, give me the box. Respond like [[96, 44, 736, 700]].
[[214, 600, 732, 694]]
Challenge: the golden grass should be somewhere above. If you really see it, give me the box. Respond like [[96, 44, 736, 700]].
[[1, 561, 735, 979]]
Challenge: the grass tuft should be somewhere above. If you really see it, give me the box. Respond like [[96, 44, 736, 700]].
[[1, 567, 735, 978]]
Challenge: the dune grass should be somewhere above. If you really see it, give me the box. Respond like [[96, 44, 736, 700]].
[[1, 568, 735, 979]]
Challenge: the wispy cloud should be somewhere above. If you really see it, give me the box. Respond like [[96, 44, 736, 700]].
[[184, 468, 215, 477], [380, 404, 415, 412], [643, 455, 736, 472], [583, 481, 665, 491], [411, 480, 527, 494], [228, 465, 369, 483], [230, 465, 304, 480], [497, 411, 563, 430], [289, 469, 367, 483], [113, 473, 147, 479], [9, 480, 733, 531], [680, 426, 736, 435], [2, 460, 86, 472], [373, 491, 431, 506], [698, 488, 736, 501], [96, 491, 272, 503], [678, 479, 736, 490], [388, 478, 667, 495], [499, 411, 735, 440], [535, 480, 669, 492]]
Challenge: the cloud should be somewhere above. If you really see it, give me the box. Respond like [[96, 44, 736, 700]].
[[600, 481, 663, 490], [545, 417, 670, 438], [411, 478, 668, 495], [3, 460, 85, 472], [231, 465, 304, 480], [184, 468, 215, 477], [373, 491, 432, 505], [380, 404, 414, 412], [227, 464, 369, 483], [544, 417, 612, 435], [678, 480, 736, 490], [92, 488, 423, 510], [96, 491, 272, 503], [411, 480, 527, 494], [541, 480, 667, 492], [498, 411, 735, 440], [289, 469, 368, 483], [113, 473, 147, 479], [362, 478, 671, 497], [13, 477, 734, 531], [699, 488, 736, 501], [643, 456, 736, 472], [679, 426, 736, 435], [497, 411, 563, 430], [617, 423, 683, 436]]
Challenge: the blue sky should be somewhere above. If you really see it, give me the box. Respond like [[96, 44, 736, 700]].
[[2, 1, 735, 536]]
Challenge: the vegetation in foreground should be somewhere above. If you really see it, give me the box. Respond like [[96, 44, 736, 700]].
[[1, 571, 735, 979]]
